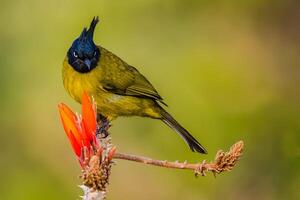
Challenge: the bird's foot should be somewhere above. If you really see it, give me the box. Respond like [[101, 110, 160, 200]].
[[96, 115, 111, 139]]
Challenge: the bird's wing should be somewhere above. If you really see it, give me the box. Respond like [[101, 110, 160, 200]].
[[101, 64, 167, 105]]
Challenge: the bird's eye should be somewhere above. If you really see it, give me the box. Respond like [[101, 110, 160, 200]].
[[73, 52, 78, 58]]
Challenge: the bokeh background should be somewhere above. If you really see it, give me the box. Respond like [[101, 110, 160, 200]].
[[1, 0, 300, 199]]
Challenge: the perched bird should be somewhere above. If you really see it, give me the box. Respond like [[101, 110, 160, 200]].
[[62, 17, 207, 154]]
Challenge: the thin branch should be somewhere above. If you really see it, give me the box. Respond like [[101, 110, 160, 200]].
[[113, 141, 244, 176]]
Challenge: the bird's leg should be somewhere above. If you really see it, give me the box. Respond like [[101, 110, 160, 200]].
[[96, 114, 111, 139]]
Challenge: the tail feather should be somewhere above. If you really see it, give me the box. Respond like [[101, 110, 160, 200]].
[[160, 108, 207, 154]]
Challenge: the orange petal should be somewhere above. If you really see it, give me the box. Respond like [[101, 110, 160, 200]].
[[80, 120, 91, 148], [58, 103, 84, 156], [59, 103, 76, 120], [81, 92, 97, 142], [68, 130, 82, 157], [58, 104, 78, 137]]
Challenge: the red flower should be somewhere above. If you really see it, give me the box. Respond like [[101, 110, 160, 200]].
[[58, 92, 99, 165]]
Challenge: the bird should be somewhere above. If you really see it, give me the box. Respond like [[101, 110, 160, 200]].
[[62, 17, 207, 154]]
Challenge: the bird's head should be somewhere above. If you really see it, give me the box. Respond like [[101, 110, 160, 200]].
[[67, 17, 100, 73]]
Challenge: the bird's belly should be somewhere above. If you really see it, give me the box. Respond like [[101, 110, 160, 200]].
[[95, 93, 157, 119]]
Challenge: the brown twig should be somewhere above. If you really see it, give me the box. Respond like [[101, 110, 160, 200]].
[[113, 141, 244, 176]]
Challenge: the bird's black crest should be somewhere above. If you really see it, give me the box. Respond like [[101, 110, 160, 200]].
[[79, 16, 99, 42], [67, 16, 101, 73]]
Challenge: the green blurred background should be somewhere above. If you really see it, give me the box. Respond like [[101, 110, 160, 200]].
[[1, 0, 299, 199]]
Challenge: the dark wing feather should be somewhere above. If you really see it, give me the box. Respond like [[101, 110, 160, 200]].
[[101, 64, 167, 105]]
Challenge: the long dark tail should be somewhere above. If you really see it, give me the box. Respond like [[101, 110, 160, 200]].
[[160, 108, 207, 154]]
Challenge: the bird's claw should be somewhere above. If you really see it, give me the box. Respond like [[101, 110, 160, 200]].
[[96, 116, 111, 139]]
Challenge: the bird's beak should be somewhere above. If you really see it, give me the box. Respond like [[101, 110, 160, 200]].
[[84, 59, 91, 70]]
